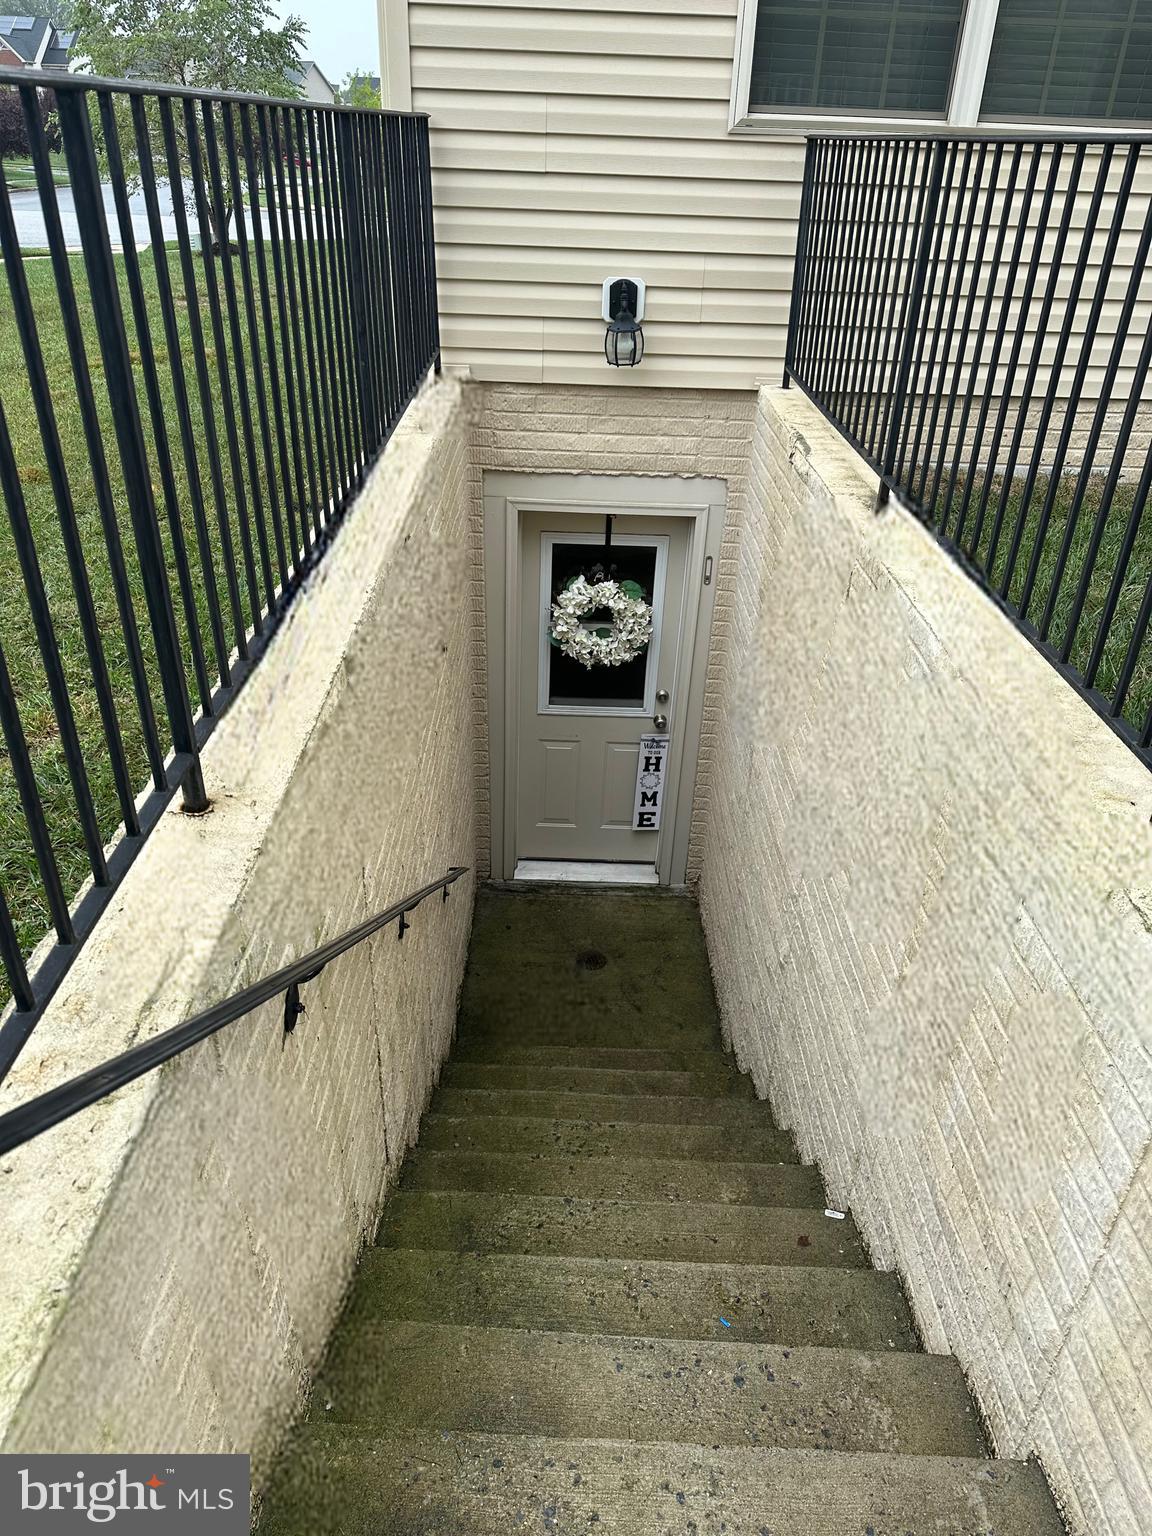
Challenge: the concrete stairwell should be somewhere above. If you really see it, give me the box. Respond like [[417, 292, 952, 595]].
[[260, 887, 1062, 1535]]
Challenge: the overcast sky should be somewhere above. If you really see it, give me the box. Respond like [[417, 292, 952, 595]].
[[274, 0, 380, 89]]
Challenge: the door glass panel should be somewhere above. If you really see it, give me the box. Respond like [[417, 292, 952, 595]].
[[546, 541, 657, 709]]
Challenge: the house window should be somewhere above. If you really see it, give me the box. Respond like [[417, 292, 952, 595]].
[[982, 0, 1152, 123], [730, 0, 1152, 131], [749, 1, 965, 117]]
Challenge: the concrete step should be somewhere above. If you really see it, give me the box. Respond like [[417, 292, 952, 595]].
[[441, 1062, 756, 1098], [346, 1249, 921, 1350], [261, 1430, 1062, 1536], [451, 1042, 737, 1075], [458, 1016, 724, 1050], [377, 1191, 869, 1267], [311, 1323, 985, 1457], [432, 1087, 774, 1127], [401, 1150, 824, 1207], [421, 1112, 800, 1164]]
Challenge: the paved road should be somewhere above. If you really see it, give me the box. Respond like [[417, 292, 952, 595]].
[[9, 180, 320, 252], [9, 180, 183, 250]]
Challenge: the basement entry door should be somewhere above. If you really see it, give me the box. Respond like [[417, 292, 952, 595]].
[[515, 509, 691, 873]]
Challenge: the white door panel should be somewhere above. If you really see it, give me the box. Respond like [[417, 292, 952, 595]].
[[537, 739, 580, 827], [600, 742, 641, 829]]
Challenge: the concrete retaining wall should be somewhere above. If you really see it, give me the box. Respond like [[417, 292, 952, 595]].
[[699, 385, 1152, 1536], [0, 378, 477, 1485]]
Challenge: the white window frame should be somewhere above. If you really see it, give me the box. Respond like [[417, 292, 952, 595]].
[[728, 0, 1148, 137]]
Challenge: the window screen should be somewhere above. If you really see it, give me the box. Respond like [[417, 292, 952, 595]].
[[748, 0, 964, 115], [981, 0, 1152, 122]]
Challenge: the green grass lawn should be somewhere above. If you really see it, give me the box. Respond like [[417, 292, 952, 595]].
[[0, 238, 341, 1000], [927, 468, 1152, 729], [3, 153, 69, 192]]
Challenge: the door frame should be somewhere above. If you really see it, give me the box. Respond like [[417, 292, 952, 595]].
[[483, 472, 729, 886]]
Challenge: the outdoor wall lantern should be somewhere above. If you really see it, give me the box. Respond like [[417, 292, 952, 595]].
[[603, 276, 646, 367]]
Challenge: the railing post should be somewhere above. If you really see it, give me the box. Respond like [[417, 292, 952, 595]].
[[55, 87, 209, 812], [876, 138, 949, 510], [335, 111, 379, 453], [415, 117, 442, 376], [783, 137, 817, 388]]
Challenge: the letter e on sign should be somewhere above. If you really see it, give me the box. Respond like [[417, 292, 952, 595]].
[[632, 734, 669, 831]]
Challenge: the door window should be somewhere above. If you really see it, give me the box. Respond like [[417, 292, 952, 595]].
[[540, 535, 665, 713]]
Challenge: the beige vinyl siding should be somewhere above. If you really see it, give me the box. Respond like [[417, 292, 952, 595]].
[[393, 0, 800, 387], [390, 0, 1152, 411]]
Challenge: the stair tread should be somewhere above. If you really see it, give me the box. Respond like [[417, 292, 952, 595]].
[[459, 1021, 724, 1049], [442, 1062, 756, 1098], [401, 1148, 824, 1206], [348, 1248, 920, 1350], [378, 1190, 870, 1267], [452, 1043, 735, 1073], [311, 1322, 985, 1457], [432, 1088, 776, 1126], [422, 1112, 800, 1163], [261, 1430, 1062, 1536]]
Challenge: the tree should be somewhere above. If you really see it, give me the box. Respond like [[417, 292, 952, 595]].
[[40, 0, 77, 26], [70, 0, 306, 96], [68, 0, 306, 247], [337, 72, 380, 109], [0, 89, 30, 169], [39, 89, 63, 155]]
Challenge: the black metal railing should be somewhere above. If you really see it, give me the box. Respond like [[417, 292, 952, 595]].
[[785, 133, 1152, 773], [0, 866, 468, 1154], [0, 68, 439, 1070]]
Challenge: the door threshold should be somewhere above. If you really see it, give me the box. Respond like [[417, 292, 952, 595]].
[[513, 860, 659, 886]]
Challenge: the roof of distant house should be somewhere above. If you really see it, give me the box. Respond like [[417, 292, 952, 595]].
[[288, 58, 335, 94], [0, 15, 76, 68]]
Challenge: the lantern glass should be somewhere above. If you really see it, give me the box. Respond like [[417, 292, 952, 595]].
[[605, 318, 643, 367]]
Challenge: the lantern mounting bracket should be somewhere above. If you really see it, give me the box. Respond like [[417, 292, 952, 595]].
[[602, 276, 645, 323]]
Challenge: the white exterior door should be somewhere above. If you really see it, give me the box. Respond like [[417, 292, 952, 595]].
[[515, 509, 690, 868]]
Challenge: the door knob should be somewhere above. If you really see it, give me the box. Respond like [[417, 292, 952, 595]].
[[652, 714, 668, 731], [655, 688, 670, 704]]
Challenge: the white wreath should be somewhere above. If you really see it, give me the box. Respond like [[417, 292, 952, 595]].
[[550, 575, 653, 668]]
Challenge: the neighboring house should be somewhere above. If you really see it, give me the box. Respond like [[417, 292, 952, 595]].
[[288, 57, 336, 104], [0, 14, 76, 69], [376, 0, 1152, 389]]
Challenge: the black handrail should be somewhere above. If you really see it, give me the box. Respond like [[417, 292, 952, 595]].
[[0, 866, 468, 1156], [805, 129, 1152, 146], [0, 65, 429, 115]]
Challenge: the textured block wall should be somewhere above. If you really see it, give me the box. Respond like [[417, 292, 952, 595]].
[[0, 379, 478, 1486], [698, 385, 1152, 1536], [468, 380, 757, 877]]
